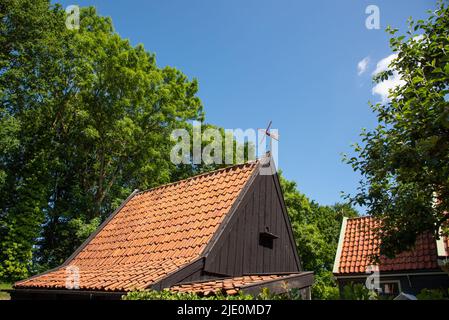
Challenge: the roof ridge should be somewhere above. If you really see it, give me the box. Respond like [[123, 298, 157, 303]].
[[346, 215, 372, 221], [136, 160, 260, 196]]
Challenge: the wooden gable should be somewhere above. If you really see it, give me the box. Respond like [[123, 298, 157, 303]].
[[202, 162, 302, 276]]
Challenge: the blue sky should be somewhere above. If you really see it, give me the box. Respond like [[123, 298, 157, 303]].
[[58, 0, 435, 209]]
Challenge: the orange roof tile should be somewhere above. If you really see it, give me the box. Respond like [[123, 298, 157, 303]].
[[335, 216, 443, 275], [15, 162, 259, 292], [169, 274, 297, 296]]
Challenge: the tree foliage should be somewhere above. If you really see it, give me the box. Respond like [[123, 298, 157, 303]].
[[346, 1, 449, 257], [279, 173, 358, 299], [340, 283, 378, 300], [416, 288, 449, 300], [0, 0, 206, 281], [0, 0, 257, 282]]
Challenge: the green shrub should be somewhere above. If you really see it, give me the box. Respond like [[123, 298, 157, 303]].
[[256, 287, 303, 300], [0, 283, 12, 300], [123, 287, 304, 300], [416, 288, 448, 300], [311, 271, 340, 300], [312, 284, 339, 300], [123, 289, 253, 300], [341, 283, 378, 300]]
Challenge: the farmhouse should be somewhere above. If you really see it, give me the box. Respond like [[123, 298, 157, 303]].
[[11, 155, 313, 300], [333, 216, 449, 297]]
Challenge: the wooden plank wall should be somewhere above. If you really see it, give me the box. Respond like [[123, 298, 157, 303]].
[[204, 173, 300, 276]]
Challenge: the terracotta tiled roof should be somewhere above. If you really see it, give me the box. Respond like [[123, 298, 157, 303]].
[[169, 274, 296, 296], [15, 162, 259, 292], [335, 216, 442, 275]]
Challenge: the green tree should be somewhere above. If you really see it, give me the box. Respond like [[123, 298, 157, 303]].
[[0, 0, 62, 281], [0, 112, 19, 188], [0, 1, 205, 280], [0, 0, 253, 282], [279, 173, 358, 299], [346, 1, 449, 257]]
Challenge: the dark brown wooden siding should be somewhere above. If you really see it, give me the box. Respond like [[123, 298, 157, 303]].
[[204, 173, 301, 276]]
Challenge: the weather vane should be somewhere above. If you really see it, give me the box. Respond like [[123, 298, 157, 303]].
[[258, 120, 279, 156]]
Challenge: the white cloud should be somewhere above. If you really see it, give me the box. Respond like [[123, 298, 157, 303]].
[[413, 34, 424, 43], [372, 54, 405, 102], [372, 71, 406, 102], [357, 56, 370, 75], [372, 53, 397, 75]]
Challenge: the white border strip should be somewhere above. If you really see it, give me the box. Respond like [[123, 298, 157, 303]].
[[333, 217, 348, 273], [436, 228, 447, 257]]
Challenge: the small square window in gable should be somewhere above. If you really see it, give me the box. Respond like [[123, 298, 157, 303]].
[[259, 227, 278, 249]]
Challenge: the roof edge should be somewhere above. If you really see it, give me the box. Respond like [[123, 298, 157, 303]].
[[271, 168, 303, 271], [14, 189, 140, 288], [136, 161, 259, 196], [171, 272, 305, 288], [345, 215, 372, 220], [149, 257, 205, 291], [436, 227, 447, 257], [239, 272, 314, 290], [200, 160, 262, 259], [333, 217, 348, 274], [8, 288, 125, 299], [169, 272, 314, 296], [240, 272, 314, 297]]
